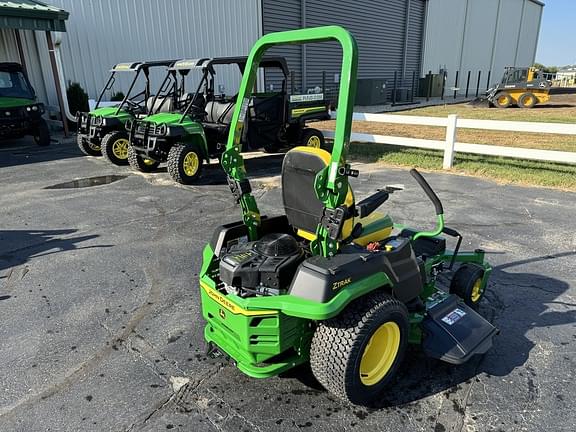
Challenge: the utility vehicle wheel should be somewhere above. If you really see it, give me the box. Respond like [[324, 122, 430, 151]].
[[518, 92, 537, 109], [493, 92, 512, 108], [77, 133, 101, 156], [450, 264, 485, 309], [127, 146, 159, 172], [301, 128, 331, 151], [33, 118, 50, 146], [101, 131, 130, 165], [310, 291, 409, 405], [167, 143, 204, 184]]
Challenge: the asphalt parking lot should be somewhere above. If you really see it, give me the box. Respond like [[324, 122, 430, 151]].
[[0, 138, 575, 432]]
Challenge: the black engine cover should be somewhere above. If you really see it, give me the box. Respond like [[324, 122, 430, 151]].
[[219, 233, 304, 294]]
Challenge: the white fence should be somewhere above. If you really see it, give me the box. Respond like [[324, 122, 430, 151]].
[[323, 113, 576, 169]]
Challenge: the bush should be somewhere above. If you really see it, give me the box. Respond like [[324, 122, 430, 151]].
[[67, 82, 89, 115], [111, 91, 125, 102]]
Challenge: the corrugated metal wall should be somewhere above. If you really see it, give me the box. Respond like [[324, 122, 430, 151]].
[[262, 0, 426, 93], [262, 0, 302, 92], [422, 0, 544, 94], [48, 0, 262, 100], [0, 29, 50, 105]]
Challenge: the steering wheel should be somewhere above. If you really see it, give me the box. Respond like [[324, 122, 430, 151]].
[[124, 99, 141, 112]]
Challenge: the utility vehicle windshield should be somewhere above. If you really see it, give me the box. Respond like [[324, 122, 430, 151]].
[[0, 70, 34, 99]]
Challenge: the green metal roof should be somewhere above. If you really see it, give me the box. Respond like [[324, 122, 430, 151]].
[[0, 0, 68, 32]]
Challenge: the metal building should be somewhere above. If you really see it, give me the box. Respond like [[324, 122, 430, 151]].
[[422, 0, 544, 94], [0, 0, 545, 108]]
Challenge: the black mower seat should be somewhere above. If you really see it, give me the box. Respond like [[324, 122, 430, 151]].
[[281, 146, 393, 245]]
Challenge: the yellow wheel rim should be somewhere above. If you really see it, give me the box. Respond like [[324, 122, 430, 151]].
[[471, 278, 483, 303], [89, 141, 101, 152], [307, 135, 321, 148], [143, 158, 156, 166], [183, 151, 199, 176], [112, 138, 129, 159], [497, 96, 508, 105], [359, 321, 400, 386]]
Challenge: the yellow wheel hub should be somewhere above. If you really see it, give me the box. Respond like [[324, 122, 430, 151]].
[[497, 96, 508, 105], [471, 278, 483, 303], [112, 138, 129, 159], [183, 151, 199, 176], [143, 158, 156, 166], [89, 142, 101, 152], [359, 321, 400, 386], [306, 135, 321, 148]]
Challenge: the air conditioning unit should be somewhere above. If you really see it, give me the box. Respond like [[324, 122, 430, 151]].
[[355, 79, 387, 105]]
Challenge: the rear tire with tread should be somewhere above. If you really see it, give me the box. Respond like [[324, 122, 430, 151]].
[[77, 133, 101, 156], [518, 92, 537, 109], [493, 92, 512, 108], [33, 118, 50, 146], [127, 145, 159, 172], [310, 291, 409, 405], [301, 128, 331, 151]]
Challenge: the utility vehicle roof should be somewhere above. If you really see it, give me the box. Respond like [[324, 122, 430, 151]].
[[171, 56, 289, 76], [0, 62, 26, 72], [110, 60, 177, 73]]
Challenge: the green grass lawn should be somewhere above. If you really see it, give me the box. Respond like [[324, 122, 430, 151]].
[[319, 95, 576, 191], [396, 95, 576, 123], [349, 142, 576, 191]]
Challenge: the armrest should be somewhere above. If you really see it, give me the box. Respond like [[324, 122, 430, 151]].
[[355, 190, 389, 218]]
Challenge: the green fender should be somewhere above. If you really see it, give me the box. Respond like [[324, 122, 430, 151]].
[[199, 244, 393, 321]]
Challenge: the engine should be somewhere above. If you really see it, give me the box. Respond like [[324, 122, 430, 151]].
[[219, 233, 304, 297]]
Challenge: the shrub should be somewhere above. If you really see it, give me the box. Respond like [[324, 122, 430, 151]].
[[111, 91, 125, 102], [67, 81, 89, 115]]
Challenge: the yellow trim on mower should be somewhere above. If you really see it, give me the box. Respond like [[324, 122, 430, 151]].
[[200, 281, 278, 316]]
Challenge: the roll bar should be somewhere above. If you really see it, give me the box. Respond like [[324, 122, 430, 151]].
[[220, 26, 358, 249]]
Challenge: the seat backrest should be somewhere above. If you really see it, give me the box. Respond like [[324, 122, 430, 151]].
[[146, 96, 173, 113], [205, 100, 235, 124], [281, 146, 354, 240]]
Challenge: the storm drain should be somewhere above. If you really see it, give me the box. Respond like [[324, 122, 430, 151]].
[[44, 175, 127, 189]]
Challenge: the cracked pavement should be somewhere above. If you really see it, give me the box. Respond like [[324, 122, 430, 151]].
[[0, 139, 575, 431]]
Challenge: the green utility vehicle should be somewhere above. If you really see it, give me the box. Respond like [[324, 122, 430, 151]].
[[127, 56, 330, 184], [0, 62, 50, 146], [76, 60, 176, 164], [199, 26, 498, 406]]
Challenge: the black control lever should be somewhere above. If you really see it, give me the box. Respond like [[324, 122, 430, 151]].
[[355, 190, 389, 218], [410, 169, 443, 215]]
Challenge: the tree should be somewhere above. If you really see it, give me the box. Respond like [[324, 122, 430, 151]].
[[533, 63, 558, 73]]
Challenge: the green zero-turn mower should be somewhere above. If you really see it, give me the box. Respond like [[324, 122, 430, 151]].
[[199, 26, 498, 406], [76, 60, 176, 164], [0, 62, 50, 146], [127, 56, 330, 185]]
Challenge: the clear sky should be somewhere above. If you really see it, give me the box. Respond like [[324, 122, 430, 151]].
[[535, 0, 576, 66]]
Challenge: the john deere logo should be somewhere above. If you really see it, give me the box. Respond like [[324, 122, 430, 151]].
[[332, 277, 352, 290], [219, 309, 226, 319]]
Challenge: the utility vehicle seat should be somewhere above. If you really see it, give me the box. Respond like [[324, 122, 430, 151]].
[[205, 100, 235, 124], [281, 146, 393, 245], [146, 96, 173, 113]]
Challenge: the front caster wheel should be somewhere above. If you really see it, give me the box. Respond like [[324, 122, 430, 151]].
[[310, 291, 409, 405], [450, 264, 486, 309]]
